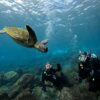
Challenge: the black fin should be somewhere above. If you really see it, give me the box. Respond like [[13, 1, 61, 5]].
[[26, 25, 37, 43]]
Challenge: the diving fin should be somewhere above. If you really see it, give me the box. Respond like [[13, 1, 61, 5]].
[[26, 25, 38, 43]]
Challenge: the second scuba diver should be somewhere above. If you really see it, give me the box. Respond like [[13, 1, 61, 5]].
[[78, 51, 100, 92]]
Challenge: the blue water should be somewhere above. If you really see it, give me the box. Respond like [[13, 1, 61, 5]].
[[0, 0, 100, 70]]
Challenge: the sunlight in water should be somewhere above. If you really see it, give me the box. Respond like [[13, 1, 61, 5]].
[[14, 0, 24, 4], [65, 0, 73, 4]]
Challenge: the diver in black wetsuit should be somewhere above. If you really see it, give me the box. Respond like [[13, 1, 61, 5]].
[[78, 51, 91, 82], [42, 63, 62, 91], [88, 54, 100, 92], [78, 51, 100, 92]]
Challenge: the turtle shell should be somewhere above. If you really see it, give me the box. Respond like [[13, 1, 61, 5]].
[[3, 26, 38, 48], [3, 27, 29, 41]]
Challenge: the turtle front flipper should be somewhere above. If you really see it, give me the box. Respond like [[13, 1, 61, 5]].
[[41, 39, 48, 45], [26, 25, 38, 44]]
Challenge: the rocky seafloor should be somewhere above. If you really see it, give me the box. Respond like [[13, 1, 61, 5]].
[[0, 66, 100, 100]]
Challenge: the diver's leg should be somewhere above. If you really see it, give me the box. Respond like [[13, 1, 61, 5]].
[[0, 30, 5, 34]]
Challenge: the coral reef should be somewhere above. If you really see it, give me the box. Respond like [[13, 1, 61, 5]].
[[0, 65, 100, 100]]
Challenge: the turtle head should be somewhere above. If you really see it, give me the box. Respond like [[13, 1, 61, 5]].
[[34, 42, 48, 53]]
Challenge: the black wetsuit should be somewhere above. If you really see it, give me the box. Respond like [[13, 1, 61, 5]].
[[42, 68, 57, 91], [78, 56, 91, 81], [88, 58, 100, 92], [42, 64, 62, 91], [78, 55, 100, 92]]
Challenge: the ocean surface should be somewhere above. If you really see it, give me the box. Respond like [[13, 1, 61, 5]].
[[0, 0, 100, 71]]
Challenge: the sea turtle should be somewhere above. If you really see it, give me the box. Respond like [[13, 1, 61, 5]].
[[0, 25, 48, 53]]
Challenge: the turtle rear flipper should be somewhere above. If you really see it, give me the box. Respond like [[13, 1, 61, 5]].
[[0, 30, 5, 34], [26, 25, 37, 43]]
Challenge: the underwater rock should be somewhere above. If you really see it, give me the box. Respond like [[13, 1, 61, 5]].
[[9, 74, 34, 99], [0, 86, 9, 93], [32, 86, 59, 100], [59, 87, 73, 100], [0, 73, 6, 86], [32, 87, 42, 99], [15, 89, 36, 100], [4, 71, 18, 82], [14, 74, 34, 88], [0, 92, 10, 100], [70, 81, 97, 100], [33, 86, 74, 100], [64, 68, 78, 86]]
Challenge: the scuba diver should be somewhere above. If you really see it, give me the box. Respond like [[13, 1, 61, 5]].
[[0, 25, 48, 53], [78, 51, 100, 92], [78, 51, 91, 82], [88, 53, 100, 92], [42, 63, 63, 91]]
